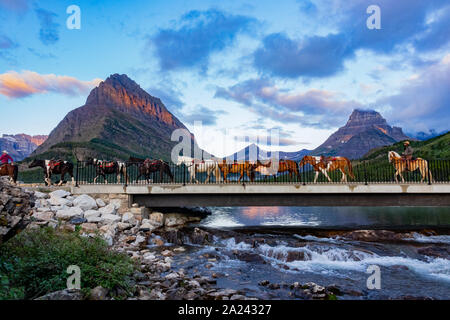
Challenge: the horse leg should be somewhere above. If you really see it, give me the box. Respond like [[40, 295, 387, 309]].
[[321, 169, 332, 182], [314, 171, 319, 183]]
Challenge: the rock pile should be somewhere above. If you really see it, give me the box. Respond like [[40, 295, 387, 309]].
[[0, 177, 35, 244]]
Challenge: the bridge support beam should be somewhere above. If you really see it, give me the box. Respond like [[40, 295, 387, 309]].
[[130, 193, 450, 207]]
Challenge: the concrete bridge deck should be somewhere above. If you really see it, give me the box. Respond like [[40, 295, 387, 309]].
[[70, 183, 450, 207]]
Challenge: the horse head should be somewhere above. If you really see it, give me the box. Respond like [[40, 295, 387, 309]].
[[28, 159, 42, 168], [388, 151, 400, 163]]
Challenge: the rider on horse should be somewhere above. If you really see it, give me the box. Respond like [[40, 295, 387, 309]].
[[0, 150, 14, 168], [401, 141, 413, 170]]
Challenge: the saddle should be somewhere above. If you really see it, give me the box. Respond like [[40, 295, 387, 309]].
[[48, 159, 62, 170], [100, 161, 116, 168]]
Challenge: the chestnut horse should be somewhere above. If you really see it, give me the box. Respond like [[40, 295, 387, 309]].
[[388, 151, 431, 183], [217, 160, 260, 183], [299, 155, 355, 183], [29, 159, 74, 186], [254, 159, 300, 181], [128, 157, 173, 183], [0, 163, 18, 184]]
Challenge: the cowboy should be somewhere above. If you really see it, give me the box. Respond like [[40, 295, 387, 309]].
[[401, 141, 413, 170], [0, 150, 14, 168]]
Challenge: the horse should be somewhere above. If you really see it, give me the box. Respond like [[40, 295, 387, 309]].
[[28, 159, 75, 186], [217, 160, 260, 183], [0, 163, 18, 184], [299, 155, 355, 183], [254, 159, 300, 181], [85, 158, 126, 184], [175, 156, 221, 183], [388, 151, 431, 183], [128, 157, 173, 183]]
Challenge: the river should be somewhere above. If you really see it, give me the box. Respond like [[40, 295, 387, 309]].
[[150, 206, 450, 300]]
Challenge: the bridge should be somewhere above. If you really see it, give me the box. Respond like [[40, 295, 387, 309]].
[[71, 183, 450, 207], [65, 159, 450, 207]]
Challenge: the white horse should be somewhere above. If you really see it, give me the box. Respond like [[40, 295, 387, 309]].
[[175, 156, 222, 183]]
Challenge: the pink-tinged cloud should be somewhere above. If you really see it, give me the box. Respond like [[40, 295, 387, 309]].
[[0, 71, 102, 98]]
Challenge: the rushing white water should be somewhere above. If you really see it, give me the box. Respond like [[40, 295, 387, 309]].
[[216, 236, 450, 283]]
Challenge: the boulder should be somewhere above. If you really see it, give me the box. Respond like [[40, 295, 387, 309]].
[[81, 223, 98, 233], [56, 207, 84, 220], [0, 178, 34, 244], [49, 190, 71, 198], [96, 198, 106, 207], [34, 191, 48, 199], [84, 210, 101, 219], [48, 196, 72, 207], [149, 211, 165, 227], [164, 214, 189, 227], [101, 213, 121, 224], [88, 286, 108, 300], [99, 204, 117, 215], [121, 212, 137, 225], [32, 211, 54, 221], [35, 289, 83, 300], [73, 194, 97, 211]]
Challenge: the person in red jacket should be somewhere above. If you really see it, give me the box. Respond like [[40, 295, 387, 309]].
[[1, 150, 14, 167]]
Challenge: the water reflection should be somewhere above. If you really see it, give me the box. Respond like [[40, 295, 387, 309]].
[[201, 207, 450, 228]]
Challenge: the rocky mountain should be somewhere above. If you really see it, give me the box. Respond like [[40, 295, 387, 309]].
[[312, 109, 411, 159], [31, 74, 193, 162], [226, 143, 310, 161], [0, 134, 48, 161]]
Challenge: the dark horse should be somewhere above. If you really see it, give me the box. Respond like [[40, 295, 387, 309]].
[[0, 163, 18, 184], [85, 158, 127, 184], [128, 156, 173, 183], [29, 159, 74, 186]]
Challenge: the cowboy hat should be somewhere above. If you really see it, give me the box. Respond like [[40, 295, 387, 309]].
[[403, 141, 410, 145], [2, 150, 8, 154]]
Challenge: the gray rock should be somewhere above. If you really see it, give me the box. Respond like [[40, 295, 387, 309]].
[[49, 190, 71, 198], [73, 194, 98, 211], [99, 204, 117, 215], [70, 217, 87, 225], [34, 191, 48, 199], [56, 207, 83, 220], [88, 286, 109, 300], [101, 213, 121, 224], [96, 198, 106, 207], [35, 289, 83, 300]]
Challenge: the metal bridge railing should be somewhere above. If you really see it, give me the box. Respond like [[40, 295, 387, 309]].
[[72, 159, 450, 186]]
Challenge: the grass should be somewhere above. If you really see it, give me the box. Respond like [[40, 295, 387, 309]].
[[0, 227, 136, 300]]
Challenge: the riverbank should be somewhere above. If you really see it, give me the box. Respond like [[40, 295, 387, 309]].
[[2, 178, 449, 300]]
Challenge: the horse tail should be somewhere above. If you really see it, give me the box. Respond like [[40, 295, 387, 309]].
[[346, 158, 355, 180], [13, 165, 18, 183]]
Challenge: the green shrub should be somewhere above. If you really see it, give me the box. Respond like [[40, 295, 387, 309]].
[[0, 227, 136, 300]]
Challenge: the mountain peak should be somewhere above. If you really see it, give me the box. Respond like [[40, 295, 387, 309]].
[[85, 73, 180, 128], [346, 109, 386, 126], [312, 109, 411, 159]]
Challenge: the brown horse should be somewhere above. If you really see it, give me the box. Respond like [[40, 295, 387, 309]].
[[388, 151, 431, 183], [0, 163, 18, 184], [128, 157, 174, 183], [254, 159, 300, 181], [217, 160, 259, 183], [299, 155, 355, 183]]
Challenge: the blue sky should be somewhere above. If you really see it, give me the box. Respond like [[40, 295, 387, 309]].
[[0, 0, 449, 156]]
